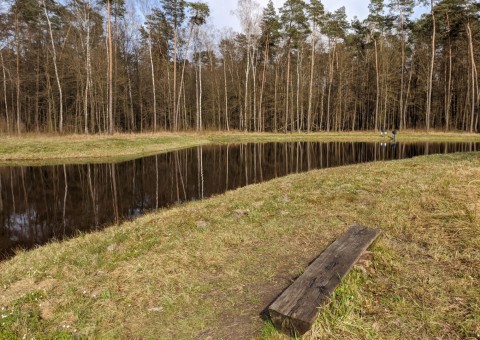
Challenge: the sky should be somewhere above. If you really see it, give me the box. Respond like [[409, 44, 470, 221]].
[[207, 0, 371, 32]]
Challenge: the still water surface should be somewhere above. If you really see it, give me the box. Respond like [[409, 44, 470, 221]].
[[0, 141, 478, 258]]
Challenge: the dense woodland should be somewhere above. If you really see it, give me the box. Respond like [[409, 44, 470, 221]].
[[0, 0, 479, 134]]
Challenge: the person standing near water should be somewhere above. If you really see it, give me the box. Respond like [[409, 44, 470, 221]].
[[390, 129, 398, 141]]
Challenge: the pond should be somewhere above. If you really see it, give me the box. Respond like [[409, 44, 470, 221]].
[[0, 141, 478, 259]]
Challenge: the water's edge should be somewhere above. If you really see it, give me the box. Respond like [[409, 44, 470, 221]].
[[1, 141, 478, 259]]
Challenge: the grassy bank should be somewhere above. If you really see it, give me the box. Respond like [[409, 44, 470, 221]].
[[1, 130, 479, 165], [1, 152, 479, 338]]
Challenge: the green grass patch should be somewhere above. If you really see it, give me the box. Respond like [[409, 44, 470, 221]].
[[0, 291, 75, 339]]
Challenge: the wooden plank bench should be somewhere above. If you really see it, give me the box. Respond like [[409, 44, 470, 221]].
[[268, 225, 381, 335]]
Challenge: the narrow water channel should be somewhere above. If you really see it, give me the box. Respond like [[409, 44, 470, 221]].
[[0, 141, 478, 259]]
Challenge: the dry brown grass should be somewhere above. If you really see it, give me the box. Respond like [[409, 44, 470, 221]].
[[1, 130, 479, 165], [0, 152, 479, 339]]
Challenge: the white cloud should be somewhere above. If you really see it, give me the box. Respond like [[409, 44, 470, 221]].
[[207, 0, 371, 32]]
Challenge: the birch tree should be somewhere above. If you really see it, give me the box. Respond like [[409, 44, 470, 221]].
[[259, 0, 281, 131], [423, 0, 437, 132], [235, 0, 262, 131], [307, 0, 325, 132], [160, 0, 186, 131], [280, 0, 309, 132]]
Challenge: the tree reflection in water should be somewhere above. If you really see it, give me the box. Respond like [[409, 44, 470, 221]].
[[0, 141, 478, 259]]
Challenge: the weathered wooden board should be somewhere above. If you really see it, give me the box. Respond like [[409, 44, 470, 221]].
[[268, 225, 381, 335]]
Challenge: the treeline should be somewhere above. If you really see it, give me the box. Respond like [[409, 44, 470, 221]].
[[0, 0, 479, 134]]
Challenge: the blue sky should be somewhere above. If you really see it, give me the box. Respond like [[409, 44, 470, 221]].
[[207, 0, 428, 32], [208, 0, 371, 32]]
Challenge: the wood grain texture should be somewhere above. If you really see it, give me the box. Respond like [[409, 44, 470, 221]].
[[268, 225, 381, 335]]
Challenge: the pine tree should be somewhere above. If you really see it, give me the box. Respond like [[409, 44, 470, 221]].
[[323, 7, 348, 131], [307, 0, 325, 132], [160, 0, 186, 131], [280, 0, 309, 131], [259, 0, 281, 131]]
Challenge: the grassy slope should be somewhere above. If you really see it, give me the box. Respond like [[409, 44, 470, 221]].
[[1, 152, 479, 339], [1, 131, 479, 165]]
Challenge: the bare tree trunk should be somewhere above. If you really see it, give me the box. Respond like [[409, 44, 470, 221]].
[[426, 2, 435, 132], [307, 32, 316, 132], [91, 65, 97, 132], [195, 56, 203, 131], [235, 63, 243, 129], [403, 52, 414, 129], [290, 67, 294, 131], [244, 45, 251, 131], [383, 63, 388, 129], [466, 21, 477, 132], [296, 45, 303, 132], [285, 42, 291, 132], [83, 64, 90, 134], [335, 50, 341, 131], [148, 30, 157, 131], [398, 4, 405, 130], [258, 39, 269, 132], [0, 51, 9, 131], [195, 60, 199, 130], [223, 56, 229, 131], [35, 49, 40, 132], [326, 41, 335, 132], [199, 59, 202, 131], [274, 65, 278, 132], [112, 9, 119, 132], [374, 38, 380, 131], [45, 57, 54, 131], [84, 1, 92, 134], [43, 0, 63, 133], [176, 26, 194, 130], [251, 48, 257, 131], [107, 0, 114, 134], [173, 28, 178, 131], [182, 76, 188, 129], [445, 12, 452, 131], [212, 52, 222, 130], [165, 60, 171, 128], [319, 71, 325, 130], [127, 75, 134, 130], [15, 16, 21, 134]]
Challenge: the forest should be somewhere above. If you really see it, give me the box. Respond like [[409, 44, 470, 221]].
[[0, 0, 479, 134]]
